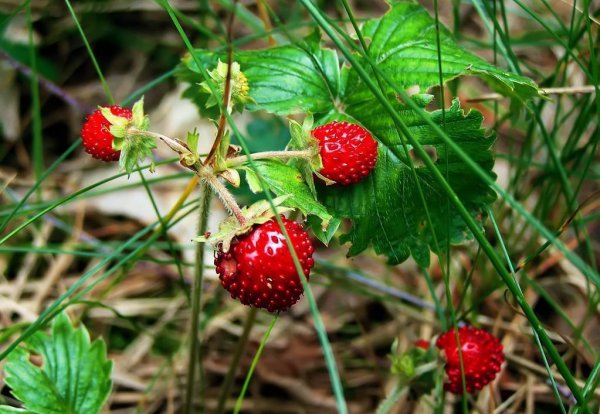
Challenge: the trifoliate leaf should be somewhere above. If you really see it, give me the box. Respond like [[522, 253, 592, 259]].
[[2, 313, 112, 414]]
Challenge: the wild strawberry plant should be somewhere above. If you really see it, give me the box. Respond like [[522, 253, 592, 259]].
[[5, 1, 596, 413]]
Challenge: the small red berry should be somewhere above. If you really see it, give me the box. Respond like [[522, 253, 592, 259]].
[[415, 339, 430, 350], [312, 121, 378, 185], [214, 217, 315, 313], [435, 326, 504, 394], [81, 105, 132, 161]]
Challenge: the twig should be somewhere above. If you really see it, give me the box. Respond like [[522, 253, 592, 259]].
[[0, 51, 93, 113], [467, 85, 598, 102]]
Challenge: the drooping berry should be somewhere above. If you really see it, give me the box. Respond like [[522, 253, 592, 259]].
[[435, 326, 504, 394], [312, 121, 378, 185], [214, 217, 315, 313], [81, 105, 132, 161]]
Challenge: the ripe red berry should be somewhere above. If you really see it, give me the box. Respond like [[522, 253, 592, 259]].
[[415, 339, 430, 350], [312, 121, 378, 185], [435, 326, 504, 394], [81, 105, 132, 161], [214, 217, 315, 313]]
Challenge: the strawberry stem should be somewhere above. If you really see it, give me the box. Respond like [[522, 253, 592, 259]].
[[225, 149, 315, 167], [198, 164, 247, 226], [134, 128, 247, 226]]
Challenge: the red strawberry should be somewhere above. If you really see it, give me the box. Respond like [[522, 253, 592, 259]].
[[81, 105, 132, 161], [214, 217, 315, 313], [312, 121, 378, 185], [435, 326, 504, 394], [415, 339, 430, 350]]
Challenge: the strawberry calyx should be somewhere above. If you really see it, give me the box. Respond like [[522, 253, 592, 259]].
[[100, 97, 156, 174], [287, 115, 334, 196], [200, 60, 255, 113], [196, 196, 293, 253]]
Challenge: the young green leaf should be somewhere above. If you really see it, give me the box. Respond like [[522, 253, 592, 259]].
[[1, 313, 113, 414]]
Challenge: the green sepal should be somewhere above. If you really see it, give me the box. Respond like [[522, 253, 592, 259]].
[[131, 97, 150, 130], [181, 129, 201, 166], [196, 196, 293, 252], [214, 130, 232, 171], [388, 342, 438, 398], [199, 60, 255, 113], [118, 133, 157, 176], [287, 115, 333, 192], [187, 128, 200, 153], [108, 97, 156, 175]]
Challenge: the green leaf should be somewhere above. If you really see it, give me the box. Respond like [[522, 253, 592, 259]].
[[343, 1, 540, 106], [243, 160, 333, 228], [319, 98, 496, 266], [180, 33, 341, 116], [2, 313, 113, 414]]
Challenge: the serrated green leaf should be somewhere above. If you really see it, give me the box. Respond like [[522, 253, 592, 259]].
[[319, 99, 495, 266], [243, 160, 333, 228], [2, 313, 112, 414], [344, 1, 540, 106], [180, 39, 341, 116]]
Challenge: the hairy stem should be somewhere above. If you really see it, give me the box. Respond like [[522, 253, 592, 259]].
[[198, 164, 246, 226], [184, 183, 212, 414], [133, 128, 247, 226], [226, 149, 314, 167]]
